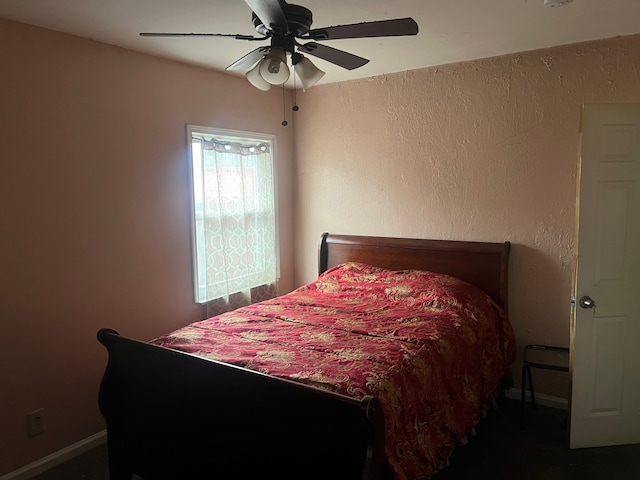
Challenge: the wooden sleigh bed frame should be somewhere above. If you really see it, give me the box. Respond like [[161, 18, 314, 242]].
[[97, 233, 510, 480]]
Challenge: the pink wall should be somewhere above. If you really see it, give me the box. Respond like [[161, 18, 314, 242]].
[[0, 19, 295, 475], [292, 34, 640, 403]]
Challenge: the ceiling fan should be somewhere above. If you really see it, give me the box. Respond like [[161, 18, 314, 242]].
[[140, 0, 419, 91]]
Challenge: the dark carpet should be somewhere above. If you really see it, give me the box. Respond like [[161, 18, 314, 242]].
[[431, 397, 640, 480], [31, 398, 639, 480]]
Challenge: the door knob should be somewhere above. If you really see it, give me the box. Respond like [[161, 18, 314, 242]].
[[579, 295, 596, 309]]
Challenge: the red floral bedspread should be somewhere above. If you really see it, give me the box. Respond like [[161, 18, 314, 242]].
[[153, 262, 516, 479]]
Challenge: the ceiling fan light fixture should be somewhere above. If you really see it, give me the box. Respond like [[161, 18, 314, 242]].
[[246, 62, 271, 91], [259, 49, 290, 85], [141, 3, 420, 93], [294, 56, 325, 90]]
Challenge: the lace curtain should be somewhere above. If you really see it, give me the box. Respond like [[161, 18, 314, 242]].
[[192, 135, 278, 305]]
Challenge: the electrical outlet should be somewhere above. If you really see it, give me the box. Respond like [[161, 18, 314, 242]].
[[26, 408, 46, 437]]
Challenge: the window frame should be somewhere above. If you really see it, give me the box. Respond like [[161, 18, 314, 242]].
[[186, 124, 280, 304]]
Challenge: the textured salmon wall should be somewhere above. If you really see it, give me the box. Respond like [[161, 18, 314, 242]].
[[292, 33, 640, 400]]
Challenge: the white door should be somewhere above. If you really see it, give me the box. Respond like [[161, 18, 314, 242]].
[[570, 103, 640, 448]]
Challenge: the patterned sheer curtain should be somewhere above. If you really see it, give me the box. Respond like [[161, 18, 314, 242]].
[[190, 129, 278, 312]]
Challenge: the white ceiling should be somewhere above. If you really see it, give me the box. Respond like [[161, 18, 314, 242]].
[[1, 0, 639, 86]]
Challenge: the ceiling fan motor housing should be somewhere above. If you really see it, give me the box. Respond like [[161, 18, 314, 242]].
[[252, 3, 313, 36]]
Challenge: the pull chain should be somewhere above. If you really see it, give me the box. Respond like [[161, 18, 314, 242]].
[[281, 76, 300, 127], [281, 85, 288, 127], [292, 74, 299, 113]]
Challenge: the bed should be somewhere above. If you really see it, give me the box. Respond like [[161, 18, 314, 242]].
[[97, 233, 515, 480]]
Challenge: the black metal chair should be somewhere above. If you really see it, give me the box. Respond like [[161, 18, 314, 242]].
[[520, 344, 570, 428]]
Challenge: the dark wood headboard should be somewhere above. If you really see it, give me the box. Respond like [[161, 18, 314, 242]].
[[318, 233, 510, 311]]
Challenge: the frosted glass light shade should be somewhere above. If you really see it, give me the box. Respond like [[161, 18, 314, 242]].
[[294, 57, 325, 90], [246, 62, 271, 91], [259, 49, 290, 85]]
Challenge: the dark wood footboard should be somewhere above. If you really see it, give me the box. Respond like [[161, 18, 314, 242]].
[[97, 328, 389, 480]]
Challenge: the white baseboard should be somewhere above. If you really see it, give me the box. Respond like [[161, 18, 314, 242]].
[[0, 430, 107, 480], [505, 388, 568, 410]]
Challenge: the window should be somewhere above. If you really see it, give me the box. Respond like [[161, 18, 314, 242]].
[[188, 125, 278, 304]]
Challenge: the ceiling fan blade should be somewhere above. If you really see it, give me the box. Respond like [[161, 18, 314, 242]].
[[306, 17, 418, 41], [226, 46, 271, 71], [297, 43, 369, 71], [244, 0, 288, 33], [140, 32, 263, 41]]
